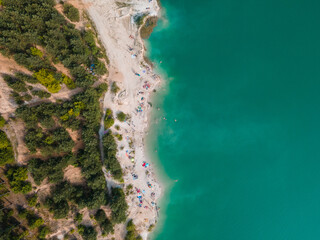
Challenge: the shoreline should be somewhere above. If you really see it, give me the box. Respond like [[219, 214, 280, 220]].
[[83, 0, 163, 239]]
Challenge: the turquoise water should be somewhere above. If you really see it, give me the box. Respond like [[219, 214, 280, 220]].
[[147, 0, 320, 240]]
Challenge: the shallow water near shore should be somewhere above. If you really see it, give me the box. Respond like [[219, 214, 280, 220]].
[[146, 0, 320, 239]]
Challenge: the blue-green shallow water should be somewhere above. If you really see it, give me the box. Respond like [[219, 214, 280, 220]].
[[147, 0, 320, 239]]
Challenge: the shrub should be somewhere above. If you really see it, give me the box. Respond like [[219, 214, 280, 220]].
[[61, 74, 76, 89], [104, 108, 114, 129], [18, 208, 28, 219], [111, 82, 120, 94], [15, 72, 38, 84], [28, 215, 44, 229], [30, 47, 43, 57], [34, 69, 61, 93], [3, 74, 27, 92], [5, 166, 32, 194], [125, 219, 141, 240], [94, 61, 107, 75], [10, 91, 24, 105], [77, 225, 97, 240], [105, 117, 114, 129], [116, 112, 126, 122], [94, 209, 106, 223], [100, 217, 114, 236], [148, 224, 155, 232], [106, 108, 112, 117], [38, 225, 50, 239], [23, 93, 32, 101], [75, 212, 83, 224], [45, 196, 70, 219], [31, 90, 51, 99], [27, 194, 38, 207], [63, 3, 80, 22], [96, 83, 108, 95], [126, 219, 135, 232], [133, 13, 147, 27], [114, 133, 122, 141]]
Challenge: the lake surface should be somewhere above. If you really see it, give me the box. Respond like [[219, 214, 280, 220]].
[[147, 0, 320, 239]]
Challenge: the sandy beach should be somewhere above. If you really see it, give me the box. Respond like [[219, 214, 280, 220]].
[[83, 0, 162, 239]]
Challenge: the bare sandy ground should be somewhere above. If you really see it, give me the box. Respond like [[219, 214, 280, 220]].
[[83, 0, 162, 239]]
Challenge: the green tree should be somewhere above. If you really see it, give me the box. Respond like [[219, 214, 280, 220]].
[[63, 3, 80, 22], [32, 90, 51, 99], [34, 69, 61, 93], [111, 82, 120, 94], [3, 74, 27, 92], [78, 225, 97, 240], [30, 47, 43, 57], [27, 215, 44, 229], [38, 225, 50, 239], [116, 112, 127, 122], [5, 166, 32, 194], [61, 74, 76, 89], [27, 194, 38, 207], [104, 109, 114, 129], [75, 212, 83, 224]]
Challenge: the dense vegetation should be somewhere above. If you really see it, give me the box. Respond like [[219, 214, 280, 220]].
[[0, 0, 107, 90], [0, 1, 130, 238], [25, 127, 74, 155], [16, 87, 109, 210], [0, 135, 50, 239], [16, 86, 128, 227], [110, 187, 128, 224], [28, 155, 74, 185]]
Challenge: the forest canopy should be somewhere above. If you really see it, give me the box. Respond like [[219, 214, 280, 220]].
[[0, 0, 107, 88], [0, 1, 130, 238]]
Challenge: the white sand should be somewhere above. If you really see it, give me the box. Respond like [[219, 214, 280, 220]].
[[83, 0, 162, 239]]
